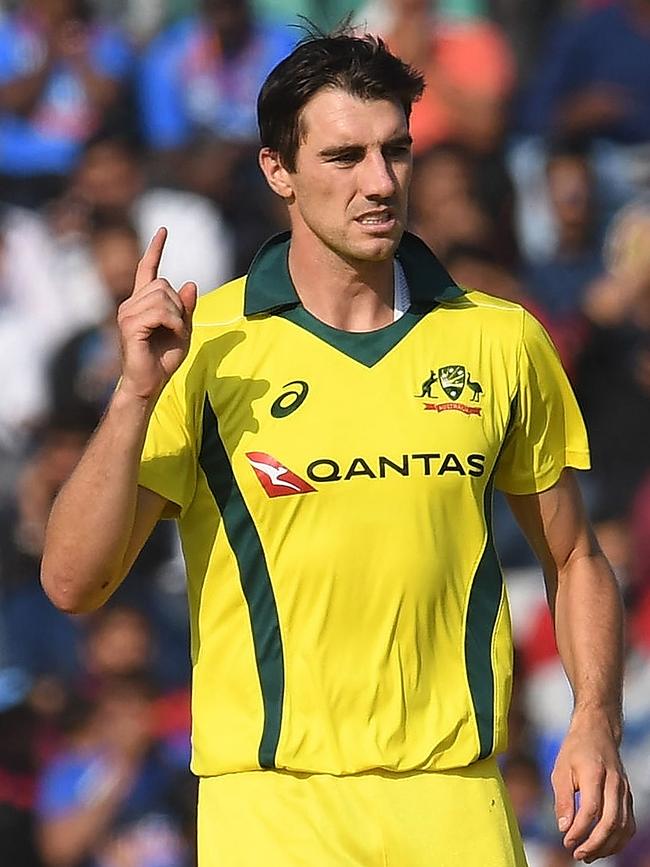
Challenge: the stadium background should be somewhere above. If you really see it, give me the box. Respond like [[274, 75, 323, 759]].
[[0, 0, 649, 864]]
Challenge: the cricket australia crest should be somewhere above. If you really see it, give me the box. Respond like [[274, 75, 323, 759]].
[[438, 365, 466, 401], [415, 364, 484, 416]]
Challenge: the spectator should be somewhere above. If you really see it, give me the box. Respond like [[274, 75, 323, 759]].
[[0, 400, 181, 688], [36, 674, 191, 867], [0, 416, 93, 687], [81, 606, 154, 696], [525, 143, 605, 320], [409, 144, 493, 259], [0, 0, 134, 207], [49, 130, 234, 296], [523, 1, 650, 147], [0, 670, 44, 867], [137, 0, 295, 271], [0, 205, 64, 448], [381, 0, 515, 155], [176, 132, 289, 274], [79, 606, 191, 771], [138, 0, 295, 153], [410, 142, 518, 267], [575, 197, 650, 519], [47, 214, 137, 426]]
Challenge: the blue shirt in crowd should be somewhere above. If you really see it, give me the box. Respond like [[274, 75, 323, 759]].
[[523, 3, 650, 143], [0, 13, 133, 175], [138, 17, 295, 149]]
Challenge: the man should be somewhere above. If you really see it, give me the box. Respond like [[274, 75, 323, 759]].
[[41, 32, 635, 865]]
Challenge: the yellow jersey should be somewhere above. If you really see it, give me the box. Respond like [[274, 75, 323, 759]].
[[139, 231, 590, 777]]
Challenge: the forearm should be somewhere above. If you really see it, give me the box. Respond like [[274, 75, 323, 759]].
[[39, 762, 135, 866], [41, 386, 156, 613], [552, 551, 624, 738]]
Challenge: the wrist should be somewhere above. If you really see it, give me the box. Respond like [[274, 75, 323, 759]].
[[113, 380, 162, 414], [570, 702, 623, 744]]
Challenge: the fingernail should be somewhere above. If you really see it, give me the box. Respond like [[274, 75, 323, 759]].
[[558, 817, 570, 831]]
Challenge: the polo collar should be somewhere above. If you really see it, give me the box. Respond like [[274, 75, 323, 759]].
[[243, 230, 463, 317]]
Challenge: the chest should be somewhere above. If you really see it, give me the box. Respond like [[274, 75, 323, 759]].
[[200, 314, 517, 495]]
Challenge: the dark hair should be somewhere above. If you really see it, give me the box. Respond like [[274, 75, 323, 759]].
[[257, 29, 425, 172], [81, 127, 143, 161], [89, 210, 140, 244]]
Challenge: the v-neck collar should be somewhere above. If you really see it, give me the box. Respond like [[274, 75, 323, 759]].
[[243, 231, 464, 367]]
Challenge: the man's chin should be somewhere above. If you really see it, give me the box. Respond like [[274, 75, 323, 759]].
[[349, 232, 402, 263]]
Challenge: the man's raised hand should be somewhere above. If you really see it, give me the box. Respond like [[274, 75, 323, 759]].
[[117, 227, 197, 402]]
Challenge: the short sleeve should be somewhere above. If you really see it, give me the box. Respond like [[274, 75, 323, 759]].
[[138, 373, 197, 518], [494, 310, 590, 495]]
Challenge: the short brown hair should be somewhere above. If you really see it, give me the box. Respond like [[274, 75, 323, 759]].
[[257, 31, 425, 172]]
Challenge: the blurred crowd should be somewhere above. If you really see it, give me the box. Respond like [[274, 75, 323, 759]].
[[0, 0, 649, 864]]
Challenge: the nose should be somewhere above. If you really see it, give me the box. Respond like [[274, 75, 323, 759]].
[[358, 151, 396, 201]]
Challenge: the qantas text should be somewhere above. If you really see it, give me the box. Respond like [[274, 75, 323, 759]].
[[305, 453, 486, 482]]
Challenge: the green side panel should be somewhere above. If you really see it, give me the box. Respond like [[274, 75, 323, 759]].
[[280, 306, 427, 367], [199, 396, 285, 768], [464, 478, 504, 759]]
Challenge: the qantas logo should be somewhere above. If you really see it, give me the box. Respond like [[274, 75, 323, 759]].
[[246, 452, 316, 497], [247, 450, 487, 497]]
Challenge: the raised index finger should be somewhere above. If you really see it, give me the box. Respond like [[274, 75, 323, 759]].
[[134, 227, 167, 293]]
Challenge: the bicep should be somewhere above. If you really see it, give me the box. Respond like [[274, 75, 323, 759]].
[[121, 485, 169, 576], [506, 468, 597, 597]]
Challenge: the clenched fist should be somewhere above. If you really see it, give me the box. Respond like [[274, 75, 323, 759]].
[[117, 227, 197, 401]]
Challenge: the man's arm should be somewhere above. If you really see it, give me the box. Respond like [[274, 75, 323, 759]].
[[507, 469, 635, 863], [41, 228, 197, 613]]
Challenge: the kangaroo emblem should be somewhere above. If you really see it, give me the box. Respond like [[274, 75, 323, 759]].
[[417, 370, 438, 398], [466, 372, 483, 402]]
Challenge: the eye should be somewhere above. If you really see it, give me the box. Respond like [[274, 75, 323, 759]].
[[330, 151, 360, 165], [384, 145, 411, 159]]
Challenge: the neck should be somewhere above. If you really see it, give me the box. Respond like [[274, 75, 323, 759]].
[[287, 230, 396, 332]]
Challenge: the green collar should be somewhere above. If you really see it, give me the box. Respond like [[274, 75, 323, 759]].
[[243, 231, 463, 316]]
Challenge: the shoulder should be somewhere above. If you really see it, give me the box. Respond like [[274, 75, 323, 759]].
[[192, 276, 247, 332], [441, 287, 526, 325], [438, 289, 552, 362]]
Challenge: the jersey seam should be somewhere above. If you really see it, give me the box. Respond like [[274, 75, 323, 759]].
[[193, 315, 247, 328]]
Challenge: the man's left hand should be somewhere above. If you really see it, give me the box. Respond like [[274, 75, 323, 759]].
[[551, 712, 635, 862]]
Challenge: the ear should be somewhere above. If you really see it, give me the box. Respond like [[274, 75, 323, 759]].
[[259, 148, 294, 200]]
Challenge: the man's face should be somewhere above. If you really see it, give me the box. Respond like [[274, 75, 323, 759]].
[[287, 89, 412, 265], [203, 0, 250, 53]]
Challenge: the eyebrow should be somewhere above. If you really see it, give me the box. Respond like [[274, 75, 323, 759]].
[[317, 134, 413, 159]]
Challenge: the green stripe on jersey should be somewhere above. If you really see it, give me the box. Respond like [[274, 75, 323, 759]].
[[464, 478, 504, 759], [199, 395, 285, 768]]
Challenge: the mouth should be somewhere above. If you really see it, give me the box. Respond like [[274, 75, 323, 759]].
[[354, 210, 397, 233]]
